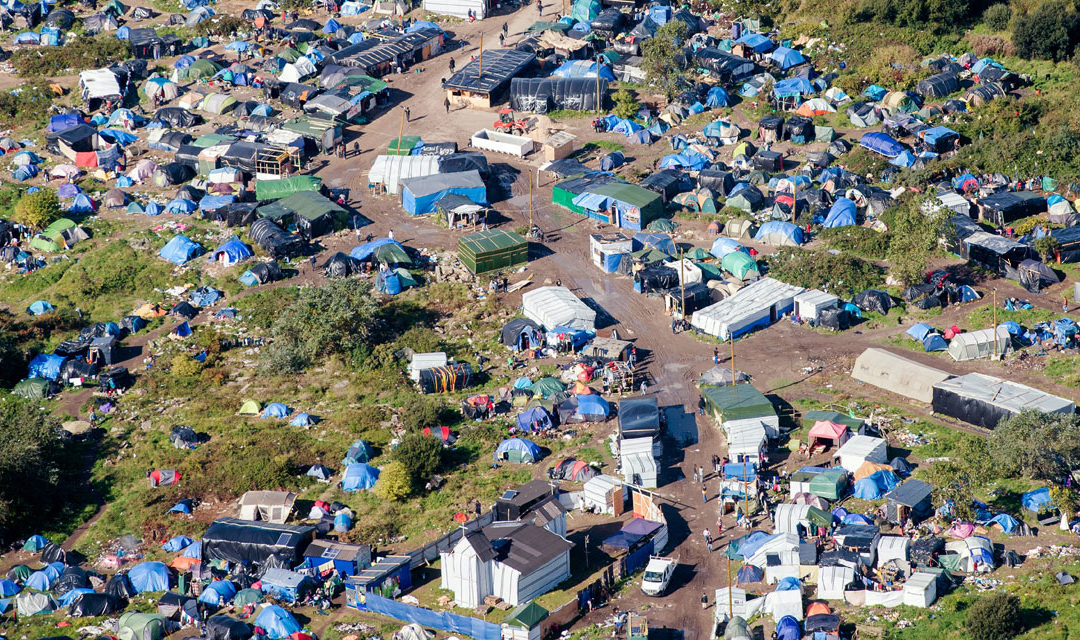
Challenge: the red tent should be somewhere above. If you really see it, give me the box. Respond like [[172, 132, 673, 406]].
[[807, 420, 849, 449]]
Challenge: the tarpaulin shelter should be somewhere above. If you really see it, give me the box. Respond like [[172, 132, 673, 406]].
[[859, 132, 904, 158], [722, 251, 759, 280], [495, 438, 543, 463], [254, 605, 302, 639], [70, 592, 126, 617], [754, 221, 803, 246], [931, 372, 1073, 429], [149, 468, 181, 487], [522, 286, 596, 331], [28, 353, 65, 380], [201, 518, 315, 571], [852, 289, 893, 314], [159, 235, 202, 265], [27, 300, 56, 316], [770, 47, 805, 70], [401, 170, 487, 216], [205, 615, 253, 640], [129, 562, 170, 593], [823, 198, 856, 228]]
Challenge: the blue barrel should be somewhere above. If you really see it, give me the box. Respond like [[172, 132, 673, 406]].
[[731, 22, 742, 40]]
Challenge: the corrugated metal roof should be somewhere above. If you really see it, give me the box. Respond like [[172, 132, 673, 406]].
[[444, 49, 536, 94], [932, 372, 1074, 414]]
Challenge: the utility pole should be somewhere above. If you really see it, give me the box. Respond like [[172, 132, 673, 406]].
[[729, 334, 735, 386], [595, 55, 602, 115], [743, 462, 749, 525], [478, 34, 483, 77], [396, 107, 405, 156], [679, 249, 686, 321], [993, 289, 998, 359], [584, 534, 590, 568], [528, 170, 534, 230], [726, 555, 733, 619]]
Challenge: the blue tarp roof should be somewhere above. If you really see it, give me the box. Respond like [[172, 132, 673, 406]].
[[129, 561, 170, 593], [342, 463, 379, 491], [658, 152, 709, 170], [262, 402, 291, 418], [853, 470, 899, 499], [906, 323, 932, 341], [710, 237, 747, 259], [723, 462, 758, 481], [254, 605, 302, 639], [632, 232, 676, 255], [210, 237, 253, 263], [772, 77, 813, 99], [350, 238, 404, 261], [770, 46, 805, 70], [859, 132, 904, 158], [198, 580, 237, 606], [754, 221, 804, 245], [823, 197, 856, 228], [735, 32, 774, 53], [165, 198, 197, 214], [551, 60, 615, 81], [988, 513, 1019, 534], [162, 535, 193, 552], [159, 235, 202, 265], [575, 393, 610, 417], [1022, 487, 1052, 512], [28, 353, 65, 380], [494, 437, 542, 461]]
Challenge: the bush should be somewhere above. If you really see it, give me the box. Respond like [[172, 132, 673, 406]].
[[194, 15, 247, 38], [10, 37, 129, 77], [966, 592, 1021, 640], [1013, 1, 1080, 61], [0, 81, 54, 129], [394, 432, 442, 487], [0, 399, 67, 540], [982, 3, 1011, 30], [989, 409, 1080, 482], [819, 226, 891, 259], [401, 396, 446, 432], [374, 461, 411, 501], [170, 354, 203, 377], [13, 189, 62, 230], [765, 249, 885, 295], [612, 88, 640, 120]]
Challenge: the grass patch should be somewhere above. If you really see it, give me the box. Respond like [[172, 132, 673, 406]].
[[547, 109, 593, 121], [1044, 355, 1080, 386], [965, 302, 1058, 328], [582, 140, 626, 153]]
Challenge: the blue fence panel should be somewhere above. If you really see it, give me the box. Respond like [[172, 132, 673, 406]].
[[356, 593, 502, 640]]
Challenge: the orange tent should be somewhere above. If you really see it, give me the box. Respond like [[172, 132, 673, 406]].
[[806, 601, 831, 617], [170, 556, 201, 571]]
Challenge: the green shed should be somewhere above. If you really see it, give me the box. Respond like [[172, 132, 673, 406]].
[[458, 229, 528, 275], [808, 468, 847, 500], [504, 601, 549, 640], [801, 410, 863, 431], [700, 384, 775, 422], [255, 175, 323, 201], [582, 182, 665, 232]]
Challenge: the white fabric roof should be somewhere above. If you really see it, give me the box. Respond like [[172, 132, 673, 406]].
[[851, 347, 953, 403], [836, 435, 887, 471], [948, 327, 1011, 361], [521, 286, 596, 331], [763, 589, 802, 621], [368, 155, 441, 195], [79, 69, 122, 99], [691, 277, 805, 340], [817, 565, 854, 600], [876, 535, 910, 564], [933, 372, 1075, 415]]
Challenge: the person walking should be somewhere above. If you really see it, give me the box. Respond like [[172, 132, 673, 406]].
[[639, 381, 647, 396], [502, 22, 508, 36], [700, 593, 708, 609], [404, 106, 411, 122], [449, 57, 456, 72], [693, 466, 700, 483], [701, 484, 708, 503], [698, 395, 705, 415], [388, 229, 395, 241], [353, 142, 360, 157], [444, 96, 450, 113], [717, 515, 724, 537]]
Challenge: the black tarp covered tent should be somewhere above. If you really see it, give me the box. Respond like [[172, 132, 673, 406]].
[[157, 162, 195, 186], [70, 592, 126, 617], [201, 518, 315, 572], [154, 107, 200, 128], [322, 252, 362, 278], [697, 169, 735, 196], [500, 318, 544, 349], [618, 396, 660, 439], [248, 218, 304, 258], [417, 363, 473, 394], [852, 289, 894, 315], [105, 572, 138, 599], [205, 615, 254, 640], [158, 592, 198, 620], [960, 231, 1035, 275], [1013, 258, 1060, 293], [246, 261, 282, 284], [635, 263, 679, 292], [509, 77, 606, 113], [916, 72, 960, 99], [639, 170, 685, 202], [977, 191, 1047, 227], [440, 152, 490, 177]]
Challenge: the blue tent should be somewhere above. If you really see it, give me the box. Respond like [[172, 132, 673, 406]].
[[0, 580, 20, 597], [129, 561, 170, 593], [343, 440, 374, 464], [334, 511, 352, 532], [775, 577, 801, 592], [99, 129, 138, 146], [158, 235, 203, 265], [735, 32, 774, 53], [859, 132, 904, 158], [209, 237, 253, 264], [169, 500, 192, 514], [842, 513, 873, 525], [14, 31, 40, 44], [14, 164, 38, 181], [307, 464, 333, 481], [322, 18, 341, 33], [732, 531, 775, 560], [1022, 487, 1053, 512], [350, 238, 404, 261], [68, 193, 95, 213], [254, 605, 302, 639], [823, 198, 856, 228], [551, 60, 615, 81], [173, 321, 192, 338], [599, 151, 625, 171], [165, 198, 197, 214], [494, 437, 543, 463], [705, 86, 730, 108], [610, 118, 644, 136], [27, 300, 55, 315], [906, 323, 932, 341], [199, 194, 235, 212], [770, 47, 805, 70], [290, 412, 317, 426], [710, 237, 748, 259], [174, 55, 196, 69], [48, 113, 83, 132], [772, 77, 813, 100], [658, 152, 709, 170], [754, 221, 804, 245], [162, 536, 193, 552], [632, 232, 676, 255], [262, 402, 291, 418], [889, 150, 916, 168], [513, 376, 532, 389], [24, 571, 51, 592], [341, 463, 379, 491], [575, 394, 610, 419], [43, 562, 64, 581], [736, 564, 764, 583], [182, 541, 202, 558], [23, 535, 49, 552], [776, 615, 801, 640], [58, 588, 94, 607], [406, 20, 442, 33], [922, 334, 947, 351], [27, 353, 65, 380], [198, 580, 237, 606], [516, 406, 552, 432], [988, 513, 1019, 534], [863, 85, 887, 101], [999, 321, 1023, 336], [852, 470, 899, 499]]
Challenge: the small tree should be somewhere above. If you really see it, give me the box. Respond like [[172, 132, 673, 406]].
[[989, 409, 1080, 482], [1049, 485, 1079, 519], [394, 432, 442, 487], [1034, 235, 1061, 261], [1012, 1, 1080, 61], [401, 396, 444, 432], [982, 3, 1011, 30], [375, 461, 411, 502], [641, 21, 689, 101], [13, 188, 62, 230], [883, 197, 948, 286], [966, 592, 1021, 640], [170, 354, 203, 378], [611, 88, 640, 120]]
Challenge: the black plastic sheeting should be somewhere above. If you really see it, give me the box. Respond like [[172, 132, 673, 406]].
[[635, 264, 679, 293], [41, 541, 67, 564], [249, 218, 305, 258], [817, 307, 850, 331], [60, 358, 98, 381], [201, 517, 315, 571], [916, 72, 959, 99], [591, 7, 624, 32], [105, 572, 138, 599], [53, 567, 90, 595], [852, 289, 894, 315], [618, 397, 659, 439], [247, 261, 282, 284], [418, 363, 473, 394], [206, 615, 254, 640], [510, 77, 606, 114], [322, 252, 363, 278], [639, 169, 685, 202], [440, 152, 490, 177], [154, 107, 200, 128], [158, 592, 199, 620], [931, 385, 1014, 430], [910, 536, 944, 566], [69, 592, 126, 617], [697, 169, 735, 196], [157, 162, 195, 186]]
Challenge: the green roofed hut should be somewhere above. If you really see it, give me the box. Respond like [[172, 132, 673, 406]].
[[258, 191, 345, 239], [809, 468, 847, 500], [459, 229, 528, 275], [255, 175, 323, 201], [504, 601, 550, 640], [387, 136, 422, 156], [573, 182, 665, 232], [699, 384, 778, 439]]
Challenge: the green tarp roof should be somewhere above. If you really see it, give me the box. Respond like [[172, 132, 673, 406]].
[[588, 182, 661, 208], [528, 20, 569, 32], [459, 229, 526, 255], [387, 136, 422, 155], [192, 133, 234, 148], [43, 218, 76, 240], [505, 601, 549, 628], [255, 175, 323, 201], [700, 384, 775, 421], [721, 251, 758, 279], [334, 74, 388, 94], [802, 410, 863, 430], [809, 469, 846, 500], [695, 261, 725, 281], [259, 190, 345, 221]]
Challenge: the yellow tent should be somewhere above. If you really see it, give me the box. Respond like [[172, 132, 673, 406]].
[[238, 400, 261, 415]]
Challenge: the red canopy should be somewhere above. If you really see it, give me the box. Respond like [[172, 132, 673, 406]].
[[808, 420, 849, 446]]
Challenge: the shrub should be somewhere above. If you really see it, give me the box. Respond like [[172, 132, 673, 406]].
[[989, 409, 1080, 482], [612, 88, 640, 120], [1034, 235, 1062, 260], [10, 37, 129, 77], [13, 188, 62, 230], [982, 3, 1011, 29], [0, 399, 67, 540], [0, 81, 54, 129], [1013, 1, 1080, 61], [819, 226, 891, 259], [394, 432, 442, 487], [765, 249, 885, 295], [401, 396, 445, 432], [375, 461, 411, 501], [966, 592, 1021, 640], [194, 15, 247, 38], [170, 354, 203, 378]]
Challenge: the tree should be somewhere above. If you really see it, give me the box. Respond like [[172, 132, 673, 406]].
[[0, 399, 66, 541], [394, 432, 442, 487], [988, 409, 1080, 482], [375, 461, 411, 501], [982, 3, 1011, 30], [966, 592, 1022, 640], [170, 354, 203, 378], [1034, 235, 1061, 262], [883, 197, 948, 286], [1013, 1, 1080, 61], [261, 278, 380, 373], [1049, 485, 1079, 519], [13, 188, 62, 230], [611, 88, 640, 120], [401, 396, 445, 432], [641, 21, 689, 101]]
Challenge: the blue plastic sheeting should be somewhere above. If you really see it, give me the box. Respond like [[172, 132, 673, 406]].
[[159, 235, 203, 265], [182, 541, 202, 558], [199, 194, 235, 211], [255, 605, 302, 639], [647, 5, 671, 24], [129, 562, 170, 593], [906, 323, 932, 341], [736, 564, 764, 583], [551, 325, 593, 348], [57, 588, 94, 607], [24, 535, 49, 551], [406, 20, 442, 33], [863, 85, 887, 101], [334, 511, 352, 532], [28, 353, 65, 381], [513, 376, 532, 389], [43, 562, 64, 581], [755, 221, 804, 245], [376, 269, 402, 295], [922, 125, 958, 146], [164, 197, 197, 214], [516, 406, 553, 432], [889, 150, 917, 168], [27, 300, 55, 315], [736, 532, 777, 560], [575, 394, 610, 418], [852, 470, 899, 499], [658, 152, 709, 170], [14, 164, 39, 181], [772, 77, 813, 99], [823, 197, 856, 228], [350, 238, 404, 261], [988, 513, 1019, 534], [209, 237, 252, 263], [190, 286, 221, 307], [322, 18, 340, 32], [0, 580, 18, 597], [710, 237, 747, 259], [842, 513, 873, 525], [599, 151, 625, 171], [48, 113, 83, 132], [735, 32, 773, 53], [494, 437, 542, 461], [99, 129, 138, 146], [922, 334, 947, 352], [776, 615, 801, 640], [162, 535, 193, 552], [631, 232, 675, 255], [342, 463, 380, 491], [358, 593, 501, 640], [290, 412, 317, 426], [25, 571, 51, 592], [173, 321, 192, 337], [998, 321, 1023, 335], [609, 118, 643, 136], [401, 172, 487, 216], [775, 577, 802, 592], [1022, 487, 1053, 512], [723, 462, 757, 482], [262, 402, 291, 418], [551, 60, 615, 81], [705, 86, 730, 108], [859, 132, 904, 158], [199, 580, 237, 606], [770, 47, 805, 70], [14, 32, 40, 44]]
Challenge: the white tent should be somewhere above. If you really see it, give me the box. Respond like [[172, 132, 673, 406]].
[[620, 437, 658, 488], [902, 572, 938, 608], [725, 421, 767, 462], [279, 56, 317, 82], [422, 0, 487, 19], [944, 536, 994, 573], [582, 474, 621, 514], [79, 68, 122, 101], [664, 258, 703, 286], [817, 565, 855, 600], [765, 560, 800, 584], [762, 589, 802, 621], [773, 504, 811, 535], [725, 415, 779, 440], [368, 155, 441, 195], [746, 533, 799, 568], [876, 536, 910, 571], [793, 289, 839, 321], [238, 490, 296, 523], [835, 434, 887, 473], [947, 326, 1010, 361], [851, 348, 953, 403], [691, 277, 804, 340], [521, 286, 596, 331]]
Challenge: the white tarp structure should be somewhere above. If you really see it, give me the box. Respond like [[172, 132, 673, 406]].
[[237, 490, 297, 523], [521, 286, 596, 331], [932, 372, 1075, 423], [745, 533, 799, 568], [664, 259, 703, 286], [835, 435, 887, 473], [79, 68, 123, 101], [714, 587, 757, 625], [422, 0, 487, 19], [582, 474, 621, 514], [620, 437, 658, 488], [851, 348, 953, 403], [773, 504, 811, 535], [876, 536, 910, 571], [944, 536, 994, 573], [691, 277, 805, 340], [902, 572, 938, 607], [368, 155, 441, 195], [762, 589, 802, 621], [410, 352, 448, 381], [279, 56, 317, 82], [793, 289, 838, 321], [817, 566, 854, 600], [844, 589, 905, 608], [725, 421, 767, 461], [947, 326, 1011, 361]]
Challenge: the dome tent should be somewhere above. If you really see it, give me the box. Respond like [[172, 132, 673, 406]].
[[494, 437, 543, 463], [261, 402, 291, 418], [341, 463, 379, 491], [254, 605, 302, 639], [128, 561, 169, 593]]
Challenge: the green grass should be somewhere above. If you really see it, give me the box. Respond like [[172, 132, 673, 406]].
[[966, 302, 1058, 328], [547, 109, 594, 121], [1044, 355, 1080, 386], [581, 140, 626, 153]]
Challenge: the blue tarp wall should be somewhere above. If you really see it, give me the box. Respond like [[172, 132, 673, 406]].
[[354, 592, 501, 640]]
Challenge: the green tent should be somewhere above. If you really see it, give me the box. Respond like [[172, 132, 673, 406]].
[[387, 136, 422, 156], [13, 377, 50, 400], [259, 191, 346, 231], [808, 469, 847, 500], [375, 243, 413, 265], [458, 229, 528, 275], [802, 410, 863, 431], [529, 377, 566, 398], [43, 218, 76, 240], [727, 192, 759, 213], [569, 0, 600, 22], [721, 251, 759, 280], [685, 247, 712, 261], [238, 399, 261, 415], [392, 267, 419, 289], [333, 74, 388, 94], [126, 201, 145, 214], [505, 601, 549, 629], [187, 59, 222, 79], [695, 261, 725, 281], [631, 248, 669, 265], [192, 133, 234, 148], [118, 612, 166, 640], [233, 588, 262, 607], [7, 565, 31, 581], [647, 219, 677, 233], [700, 384, 775, 422], [29, 236, 60, 253], [278, 47, 302, 63], [937, 553, 962, 572], [814, 126, 834, 142], [255, 175, 323, 201], [806, 506, 833, 528]]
